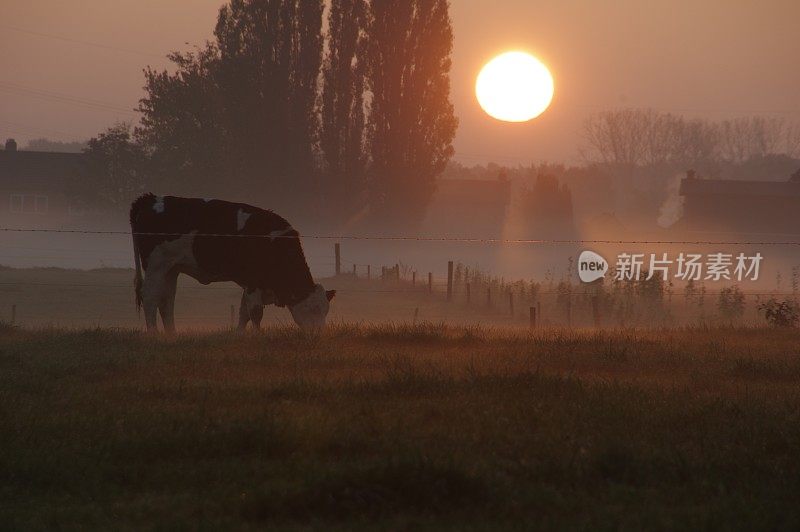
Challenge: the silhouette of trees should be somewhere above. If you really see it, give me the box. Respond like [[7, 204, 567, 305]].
[[320, 0, 367, 222], [364, 0, 458, 229], [78, 123, 147, 210], [582, 109, 800, 169], [131, 0, 457, 228], [137, 0, 325, 214]]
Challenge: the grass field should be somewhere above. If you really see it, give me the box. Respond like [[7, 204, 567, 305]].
[[2, 324, 800, 529]]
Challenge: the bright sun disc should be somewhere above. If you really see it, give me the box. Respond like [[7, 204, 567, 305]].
[[476, 51, 554, 122]]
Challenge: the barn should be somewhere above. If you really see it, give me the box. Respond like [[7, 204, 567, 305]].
[[679, 173, 800, 234]]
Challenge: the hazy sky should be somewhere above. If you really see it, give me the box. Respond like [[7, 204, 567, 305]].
[[2, 0, 799, 164]]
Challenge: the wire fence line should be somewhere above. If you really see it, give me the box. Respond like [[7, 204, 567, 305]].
[[3, 227, 800, 246]]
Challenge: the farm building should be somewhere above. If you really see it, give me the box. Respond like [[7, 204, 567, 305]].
[[0, 139, 87, 227], [679, 173, 800, 234]]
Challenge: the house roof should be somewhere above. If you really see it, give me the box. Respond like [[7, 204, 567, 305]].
[[0, 150, 85, 190], [679, 177, 800, 198]]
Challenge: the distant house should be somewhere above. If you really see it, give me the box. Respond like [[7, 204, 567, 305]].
[[0, 139, 87, 227], [422, 177, 511, 238], [679, 172, 800, 234]]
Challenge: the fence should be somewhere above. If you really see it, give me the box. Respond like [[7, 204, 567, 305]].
[[2, 228, 800, 329]]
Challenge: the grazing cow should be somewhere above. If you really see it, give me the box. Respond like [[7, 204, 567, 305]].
[[130, 194, 335, 332]]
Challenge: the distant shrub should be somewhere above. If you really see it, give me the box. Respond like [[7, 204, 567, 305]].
[[718, 286, 745, 322], [758, 298, 799, 328]]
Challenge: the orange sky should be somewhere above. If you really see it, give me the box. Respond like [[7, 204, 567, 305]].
[[1, 0, 799, 164]]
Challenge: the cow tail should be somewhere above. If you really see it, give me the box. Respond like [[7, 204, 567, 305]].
[[132, 227, 143, 313]]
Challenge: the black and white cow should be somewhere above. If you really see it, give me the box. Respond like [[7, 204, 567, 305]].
[[130, 194, 335, 332]]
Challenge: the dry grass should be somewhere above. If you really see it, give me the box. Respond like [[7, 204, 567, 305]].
[[2, 324, 800, 529]]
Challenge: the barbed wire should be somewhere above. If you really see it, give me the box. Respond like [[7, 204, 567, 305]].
[[3, 226, 800, 246]]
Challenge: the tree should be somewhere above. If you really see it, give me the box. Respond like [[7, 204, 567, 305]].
[[320, 0, 367, 223], [78, 123, 147, 211], [25, 138, 87, 153], [137, 0, 324, 215], [364, 0, 458, 229], [137, 45, 226, 197]]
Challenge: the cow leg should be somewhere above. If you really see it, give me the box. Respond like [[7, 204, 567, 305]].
[[237, 291, 251, 330], [141, 271, 167, 332], [249, 304, 264, 330], [159, 269, 179, 334]]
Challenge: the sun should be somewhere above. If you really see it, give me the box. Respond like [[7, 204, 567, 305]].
[[476, 51, 554, 122]]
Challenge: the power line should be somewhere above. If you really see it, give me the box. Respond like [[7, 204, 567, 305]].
[[0, 81, 138, 116], [0, 24, 164, 59]]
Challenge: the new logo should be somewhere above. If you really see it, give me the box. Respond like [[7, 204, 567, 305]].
[[578, 250, 608, 283]]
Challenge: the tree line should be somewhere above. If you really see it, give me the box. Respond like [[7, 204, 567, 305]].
[[79, 0, 457, 231], [581, 108, 800, 170]]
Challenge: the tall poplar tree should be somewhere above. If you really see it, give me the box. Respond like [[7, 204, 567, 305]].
[[320, 0, 367, 223], [364, 0, 458, 229]]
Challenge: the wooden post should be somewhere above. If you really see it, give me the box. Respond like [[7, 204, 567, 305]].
[[367, 265, 371, 280], [486, 288, 492, 308], [446, 261, 454, 302], [466, 283, 471, 304], [529, 306, 536, 330], [412, 271, 416, 287], [11, 304, 16, 325], [395, 263, 400, 281], [230, 304, 235, 328], [334, 243, 341, 276], [353, 263, 357, 277], [428, 272, 433, 293], [509, 292, 514, 316]]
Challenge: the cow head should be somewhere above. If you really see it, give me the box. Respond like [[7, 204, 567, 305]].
[[288, 284, 336, 330]]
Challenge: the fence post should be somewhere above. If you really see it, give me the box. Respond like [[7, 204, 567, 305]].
[[353, 263, 357, 277], [529, 306, 536, 330], [11, 304, 16, 325], [446, 261, 454, 302], [486, 288, 492, 308], [412, 271, 416, 287], [428, 272, 433, 294], [509, 292, 514, 316], [466, 283, 471, 304], [230, 304, 235, 328], [334, 243, 341, 276], [395, 263, 400, 281]]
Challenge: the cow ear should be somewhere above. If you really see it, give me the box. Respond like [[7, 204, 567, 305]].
[[326, 290, 336, 302]]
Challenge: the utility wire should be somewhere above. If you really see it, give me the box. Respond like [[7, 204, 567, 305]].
[[0, 25, 164, 58], [0, 81, 138, 116]]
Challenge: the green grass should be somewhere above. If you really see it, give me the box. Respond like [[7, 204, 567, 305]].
[[2, 324, 800, 529]]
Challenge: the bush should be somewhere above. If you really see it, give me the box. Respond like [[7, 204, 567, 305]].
[[718, 286, 745, 322], [758, 298, 799, 328]]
